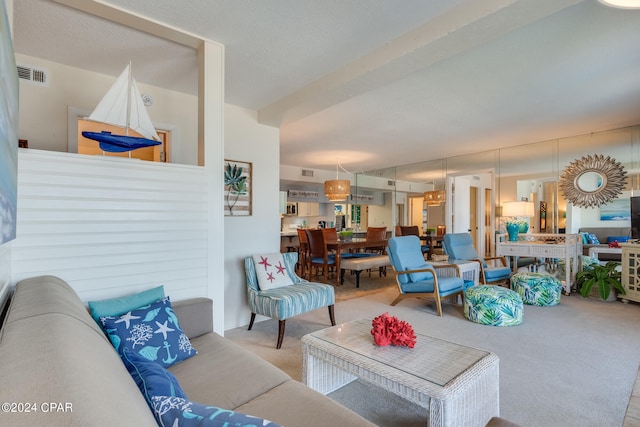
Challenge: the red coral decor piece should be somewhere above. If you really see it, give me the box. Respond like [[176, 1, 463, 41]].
[[370, 313, 416, 348]]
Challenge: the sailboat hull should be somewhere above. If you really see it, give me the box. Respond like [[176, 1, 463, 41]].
[[82, 131, 161, 153]]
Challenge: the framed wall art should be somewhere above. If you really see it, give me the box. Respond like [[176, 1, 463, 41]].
[[224, 160, 252, 216], [0, 5, 19, 245]]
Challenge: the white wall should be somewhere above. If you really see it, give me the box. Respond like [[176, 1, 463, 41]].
[[224, 104, 280, 330], [15, 54, 199, 166]]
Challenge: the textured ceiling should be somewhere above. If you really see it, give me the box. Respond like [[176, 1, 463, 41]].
[[12, 0, 640, 176]]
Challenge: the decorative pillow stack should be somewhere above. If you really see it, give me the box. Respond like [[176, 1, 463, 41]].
[[89, 288, 282, 426], [252, 253, 294, 290]]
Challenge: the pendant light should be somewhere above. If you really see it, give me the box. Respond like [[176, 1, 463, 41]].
[[324, 163, 350, 202]]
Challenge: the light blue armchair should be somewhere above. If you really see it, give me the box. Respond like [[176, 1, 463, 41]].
[[443, 232, 512, 286], [244, 252, 335, 349], [387, 236, 465, 316]]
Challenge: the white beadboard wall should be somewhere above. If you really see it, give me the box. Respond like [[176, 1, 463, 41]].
[[11, 149, 211, 306]]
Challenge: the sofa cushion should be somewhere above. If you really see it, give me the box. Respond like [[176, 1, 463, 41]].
[[121, 347, 187, 407], [101, 296, 197, 368], [169, 333, 290, 410], [88, 285, 165, 325], [252, 253, 294, 290], [150, 396, 282, 427]]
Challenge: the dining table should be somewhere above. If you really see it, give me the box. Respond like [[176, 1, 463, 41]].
[[325, 237, 388, 286]]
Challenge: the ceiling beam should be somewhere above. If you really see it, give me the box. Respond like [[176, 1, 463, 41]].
[[258, 0, 582, 127], [52, 0, 209, 49]]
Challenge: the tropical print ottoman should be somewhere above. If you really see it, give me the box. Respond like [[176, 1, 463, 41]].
[[464, 285, 523, 326], [510, 272, 562, 306]]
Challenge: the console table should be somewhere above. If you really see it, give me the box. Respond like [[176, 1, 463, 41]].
[[496, 233, 581, 294]]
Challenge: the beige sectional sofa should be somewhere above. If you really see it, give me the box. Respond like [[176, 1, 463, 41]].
[[0, 275, 374, 426]]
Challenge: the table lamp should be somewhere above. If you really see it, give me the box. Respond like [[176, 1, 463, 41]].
[[502, 201, 535, 242]]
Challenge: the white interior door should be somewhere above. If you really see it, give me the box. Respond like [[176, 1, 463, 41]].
[[453, 176, 471, 233]]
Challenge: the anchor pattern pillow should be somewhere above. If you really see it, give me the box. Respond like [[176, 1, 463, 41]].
[[101, 296, 197, 368]]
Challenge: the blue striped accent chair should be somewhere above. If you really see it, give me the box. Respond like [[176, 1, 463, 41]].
[[387, 236, 465, 316], [443, 232, 512, 286], [244, 252, 336, 349]]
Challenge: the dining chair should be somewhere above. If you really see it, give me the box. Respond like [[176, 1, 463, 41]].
[[321, 227, 338, 241], [397, 225, 430, 258], [297, 228, 309, 277], [387, 236, 465, 315], [365, 227, 387, 254], [306, 229, 336, 283], [443, 232, 512, 286]]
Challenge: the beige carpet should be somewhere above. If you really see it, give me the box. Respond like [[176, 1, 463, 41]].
[[225, 277, 640, 427]]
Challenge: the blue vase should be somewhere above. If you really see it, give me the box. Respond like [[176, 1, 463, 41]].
[[506, 222, 520, 242], [519, 222, 529, 233]]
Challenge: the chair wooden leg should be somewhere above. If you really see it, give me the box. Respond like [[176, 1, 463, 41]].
[[276, 320, 286, 349], [328, 304, 336, 326], [434, 293, 443, 317], [248, 313, 256, 330]]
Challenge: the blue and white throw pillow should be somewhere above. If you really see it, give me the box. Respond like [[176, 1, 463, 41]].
[[101, 296, 197, 368], [121, 348, 187, 407], [150, 395, 282, 427]]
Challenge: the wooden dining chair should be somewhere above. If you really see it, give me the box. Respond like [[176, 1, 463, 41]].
[[365, 226, 387, 254], [321, 227, 338, 241], [297, 228, 309, 277], [306, 229, 336, 283]]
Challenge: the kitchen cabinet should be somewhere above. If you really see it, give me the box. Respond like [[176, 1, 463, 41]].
[[297, 202, 320, 217]]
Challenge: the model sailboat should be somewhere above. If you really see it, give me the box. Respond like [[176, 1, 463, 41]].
[[82, 62, 161, 153]]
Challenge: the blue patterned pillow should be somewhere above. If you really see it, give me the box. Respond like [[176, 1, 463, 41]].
[[101, 296, 197, 368], [150, 396, 282, 427], [121, 348, 187, 407], [587, 233, 600, 244]]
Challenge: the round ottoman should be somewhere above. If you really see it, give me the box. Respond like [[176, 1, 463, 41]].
[[510, 272, 562, 306], [464, 285, 523, 326]]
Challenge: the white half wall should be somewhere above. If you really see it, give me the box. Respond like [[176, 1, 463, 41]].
[[12, 149, 217, 307], [224, 104, 280, 331]]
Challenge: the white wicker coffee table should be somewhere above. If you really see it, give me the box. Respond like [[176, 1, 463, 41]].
[[301, 319, 499, 427]]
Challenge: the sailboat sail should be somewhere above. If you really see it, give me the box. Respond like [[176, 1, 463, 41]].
[[82, 63, 161, 153]]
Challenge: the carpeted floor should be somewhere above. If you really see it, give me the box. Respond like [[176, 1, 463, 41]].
[[225, 276, 640, 427]]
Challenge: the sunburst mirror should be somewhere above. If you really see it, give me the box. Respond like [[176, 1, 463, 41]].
[[559, 154, 627, 208]]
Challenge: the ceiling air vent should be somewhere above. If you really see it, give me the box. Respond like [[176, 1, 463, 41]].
[[17, 64, 49, 87], [301, 169, 314, 177]]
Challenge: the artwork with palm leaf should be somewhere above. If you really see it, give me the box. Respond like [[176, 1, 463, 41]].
[[224, 160, 252, 216]]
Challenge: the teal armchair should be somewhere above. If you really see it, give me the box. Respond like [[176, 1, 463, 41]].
[[387, 236, 465, 316], [443, 232, 512, 286]]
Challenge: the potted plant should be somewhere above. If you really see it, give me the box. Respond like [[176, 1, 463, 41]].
[[576, 261, 626, 301], [338, 230, 353, 241]]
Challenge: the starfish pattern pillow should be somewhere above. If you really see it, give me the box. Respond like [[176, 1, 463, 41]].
[[252, 253, 294, 290], [101, 296, 197, 368]]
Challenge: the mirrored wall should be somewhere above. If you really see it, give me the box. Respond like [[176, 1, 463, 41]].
[[354, 124, 640, 256]]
